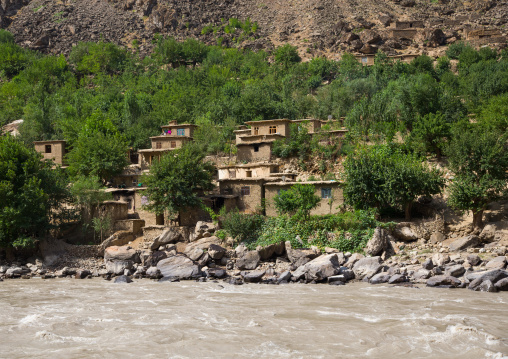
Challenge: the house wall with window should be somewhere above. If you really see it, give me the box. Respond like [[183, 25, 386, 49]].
[[149, 136, 190, 150], [264, 181, 344, 217], [34, 140, 67, 166], [236, 142, 272, 162], [292, 119, 322, 133], [244, 120, 291, 137], [160, 123, 197, 137], [218, 179, 265, 213], [217, 163, 279, 180]]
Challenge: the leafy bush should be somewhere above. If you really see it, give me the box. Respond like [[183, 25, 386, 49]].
[[221, 210, 265, 244], [274, 183, 320, 219], [0, 30, 15, 44], [446, 41, 471, 59]]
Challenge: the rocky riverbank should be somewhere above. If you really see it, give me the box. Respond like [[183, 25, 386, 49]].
[[1, 222, 507, 293]]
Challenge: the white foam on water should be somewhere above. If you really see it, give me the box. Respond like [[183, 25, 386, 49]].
[[35, 330, 97, 344], [19, 314, 42, 326]]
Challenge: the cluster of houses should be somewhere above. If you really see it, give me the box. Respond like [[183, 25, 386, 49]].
[[33, 119, 348, 235]]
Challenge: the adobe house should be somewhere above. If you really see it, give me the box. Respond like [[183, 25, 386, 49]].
[[264, 181, 344, 217], [355, 55, 376, 66], [236, 119, 291, 162], [217, 162, 280, 180], [466, 28, 502, 40], [137, 122, 197, 170], [292, 119, 322, 133], [33, 140, 68, 166], [218, 178, 269, 214], [110, 165, 145, 188]]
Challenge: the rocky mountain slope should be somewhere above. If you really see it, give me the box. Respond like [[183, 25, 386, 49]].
[[1, 0, 507, 58]]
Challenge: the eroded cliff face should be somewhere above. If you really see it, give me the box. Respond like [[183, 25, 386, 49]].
[[2, 0, 507, 57]]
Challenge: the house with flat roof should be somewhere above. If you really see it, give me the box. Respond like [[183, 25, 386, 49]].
[[33, 140, 68, 166], [264, 181, 344, 217], [137, 122, 196, 170]]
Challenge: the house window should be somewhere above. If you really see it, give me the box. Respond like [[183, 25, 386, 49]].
[[254, 127, 259, 135], [45, 145, 52, 153], [171, 141, 176, 148], [362, 57, 368, 64], [132, 178, 138, 186], [177, 129, 185, 136], [269, 126, 277, 134], [156, 142, 162, 149], [229, 170, 236, 179], [246, 170, 252, 178], [241, 186, 250, 196], [253, 145, 259, 152], [321, 188, 332, 199]]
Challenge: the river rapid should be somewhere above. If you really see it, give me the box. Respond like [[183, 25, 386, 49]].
[[0, 279, 507, 358]]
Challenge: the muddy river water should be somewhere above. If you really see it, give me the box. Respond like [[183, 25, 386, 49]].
[[0, 279, 507, 358]]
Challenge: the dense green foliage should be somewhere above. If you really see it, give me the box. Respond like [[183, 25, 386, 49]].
[[0, 136, 70, 248], [273, 183, 321, 219], [344, 145, 445, 219], [141, 144, 215, 217], [222, 209, 386, 253], [1, 31, 504, 157], [446, 125, 508, 228]]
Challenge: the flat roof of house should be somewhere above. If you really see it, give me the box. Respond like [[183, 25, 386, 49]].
[[217, 162, 279, 169], [150, 135, 193, 140], [138, 148, 174, 153], [292, 118, 321, 123], [265, 180, 343, 186], [233, 129, 251, 134], [245, 119, 291, 125], [218, 177, 279, 183], [34, 140, 67, 144], [236, 140, 277, 146], [161, 123, 198, 128]]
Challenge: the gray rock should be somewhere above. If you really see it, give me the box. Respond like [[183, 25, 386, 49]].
[[426, 275, 461, 288], [144, 250, 167, 267], [192, 221, 216, 241], [292, 254, 341, 282], [146, 266, 161, 279], [365, 227, 389, 256], [99, 231, 135, 255], [104, 246, 139, 262], [185, 236, 222, 255], [235, 250, 260, 270], [328, 275, 347, 283], [388, 274, 408, 284], [285, 241, 319, 268], [114, 275, 133, 284], [494, 278, 508, 291], [74, 270, 90, 279], [393, 225, 417, 242], [256, 242, 285, 260], [467, 254, 482, 266], [352, 257, 382, 280], [448, 235, 480, 252], [5, 267, 23, 277], [278, 271, 292, 283], [429, 232, 446, 244], [0, 265, 8, 274], [338, 267, 355, 281], [485, 256, 507, 270], [150, 228, 182, 250], [478, 279, 497, 292], [422, 259, 434, 270], [467, 269, 508, 290], [158, 276, 180, 282], [445, 265, 466, 278], [157, 255, 202, 280], [187, 248, 204, 261], [413, 269, 431, 281], [241, 270, 265, 283], [370, 272, 391, 284], [432, 253, 450, 267], [208, 244, 226, 260], [345, 253, 365, 268], [106, 260, 133, 275], [208, 269, 227, 279]]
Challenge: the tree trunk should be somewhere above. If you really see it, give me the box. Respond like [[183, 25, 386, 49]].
[[404, 202, 413, 221], [472, 210, 484, 229]]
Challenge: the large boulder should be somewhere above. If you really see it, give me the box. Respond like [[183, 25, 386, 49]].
[[144, 250, 167, 267], [191, 221, 217, 242], [370, 272, 391, 284], [445, 265, 466, 278], [467, 269, 508, 291], [345, 253, 365, 268], [241, 270, 266, 283], [184, 236, 221, 255], [157, 255, 202, 280], [365, 227, 389, 256], [99, 231, 135, 255], [208, 244, 227, 260], [448, 235, 480, 252], [256, 242, 285, 261], [114, 275, 133, 284], [292, 254, 341, 282], [236, 250, 260, 270], [432, 253, 450, 266], [285, 241, 319, 268], [393, 225, 417, 242], [150, 227, 182, 250], [352, 257, 383, 280], [104, 246, 139, 275], [361, 29, 382, 44], [494, 278, 508, 291], [485, 256, 507, 270], [426, 275, 461, 288]]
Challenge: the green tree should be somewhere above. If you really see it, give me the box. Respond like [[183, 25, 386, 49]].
[[446, 126, 508, 228], [274, 183, 321, 219], [274, 44, 301, 68], [67, 112, 129, 184], [0, 136, 70, 248], [141, 144, 215, 220], [409, 112, 450, 159], [69, 41, 128, 74], [344, 145, 444, 220]]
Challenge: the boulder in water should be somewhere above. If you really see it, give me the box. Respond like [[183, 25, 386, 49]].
[[114, 275, 133, 284], [157, 255, 202, 280]]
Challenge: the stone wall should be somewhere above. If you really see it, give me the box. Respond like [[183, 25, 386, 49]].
[[236, 143, 272, 162]]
